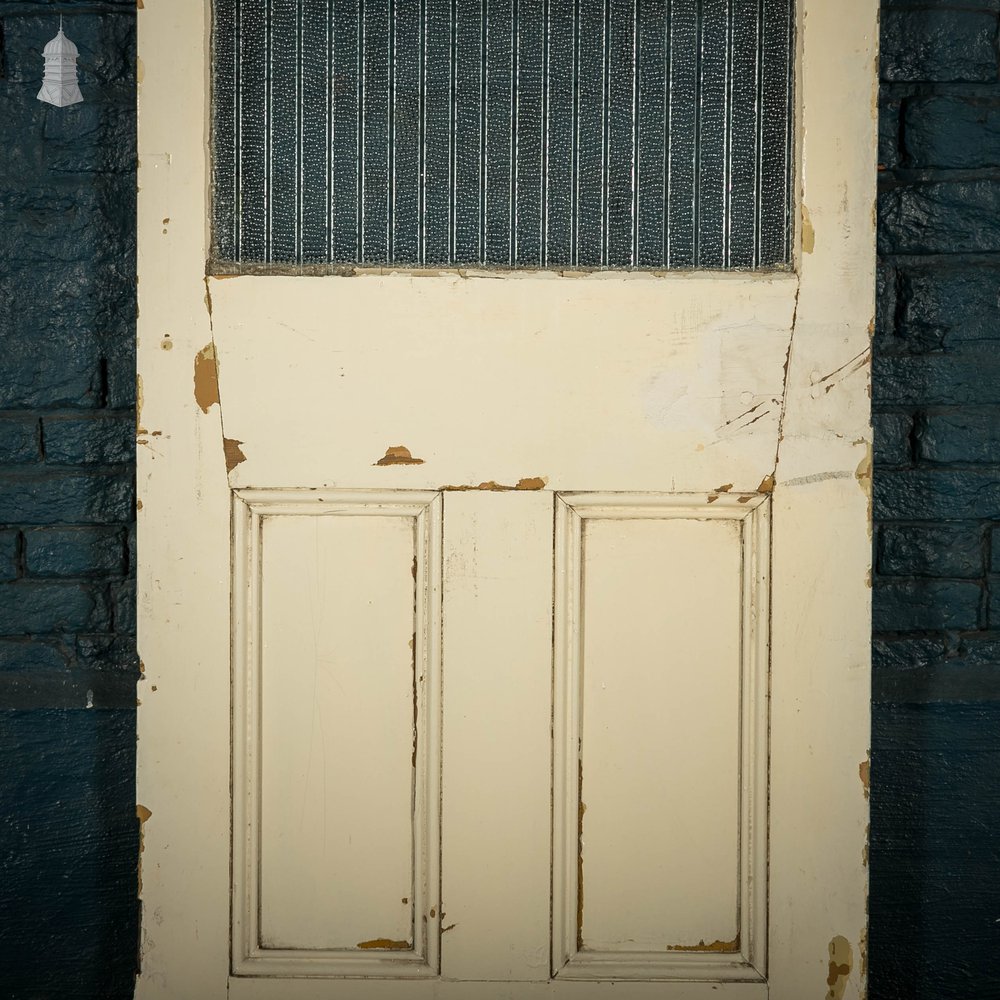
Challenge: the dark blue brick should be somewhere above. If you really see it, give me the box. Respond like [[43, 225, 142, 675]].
[[873, 578, 983, 631], [879, 524, 985, 578], [897, 265, 1000, 351], [0, 709, 138, 998], [915, 407, 1000, 464], [881, 9, 999, 83], [111, 580, 134, 636], [0, 333, 102, 410], [993, 527, 1000, 573], [0, 472, 134, 525], [0, 419, 40, 464], [873, 411, 913, 467], [875, 469, 1000, 520], [3, 12, 135, 88], [880, 181, 1000, 255], [874, 348, 1000, 406], [43, 100, 136, 175], [126, 524, 136, 576], [43, 415, 133, 465], [870, 703, 1000, 996], [0, 532, 20, 584], [24, 527, 124, 579], [879, 94, 903, 170], [76, 634, 138, 675], [0, 582, 110, 635], [905, 95, 1000, 169], [875, 260, 897, 347], [0, 639, 70, 673], [873, 635, 1000, 702], [991, 578, 1000, 629]]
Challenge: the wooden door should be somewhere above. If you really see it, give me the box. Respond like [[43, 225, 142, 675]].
[[135, 2, 876, 998]]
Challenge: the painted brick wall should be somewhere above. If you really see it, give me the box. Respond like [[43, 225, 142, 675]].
[[871, 0, 1000, 996], [1, 1, 999, 998], [0, 3, 138, 998]]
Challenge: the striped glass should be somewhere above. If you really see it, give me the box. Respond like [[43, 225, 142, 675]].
[[212, 0, 794, 269]]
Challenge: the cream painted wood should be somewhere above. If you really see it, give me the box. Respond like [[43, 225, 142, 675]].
[[439, 491, 552, 982], [552, 495, 770, 983], [136, 2, 876, 999], [230, 490, 441, 978]]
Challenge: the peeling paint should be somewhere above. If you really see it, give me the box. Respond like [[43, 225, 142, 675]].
[[757, 474, 775, 493], [826, 935, 853, 1000], [439, 477, 547, 492], [375, 446, 424, 466], [859, 756, 870, 800], [356, 938, 410, 950], [715, 483, 734, 493], [136, 804, 152, 896], [855, 442, 874, 539], [193, 343, 220, 413], [801, 205, 815, 254], [223, 438, 247, 473], [135, 374, 145, 435], [668, 935, 740, 953]]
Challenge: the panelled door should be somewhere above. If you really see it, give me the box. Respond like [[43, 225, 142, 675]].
[[135, 1, 876, 998]]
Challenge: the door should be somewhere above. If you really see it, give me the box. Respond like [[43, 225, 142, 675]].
[[136, 2, 876, 998]]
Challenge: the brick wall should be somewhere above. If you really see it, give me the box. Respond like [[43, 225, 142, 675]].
[[0, 3, 138, 998], [871, 1, 1000, 996]]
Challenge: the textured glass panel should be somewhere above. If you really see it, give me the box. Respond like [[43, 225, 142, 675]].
[[212, 0, 794, 270]]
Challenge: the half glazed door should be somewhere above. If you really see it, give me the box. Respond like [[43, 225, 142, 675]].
[[136, 2, 876, 998]]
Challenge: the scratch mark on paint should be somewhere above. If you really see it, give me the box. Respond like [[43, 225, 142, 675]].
[[815, 348, 871, 393], [356, 938, 411, 950], [375, 446, 425, 466], [668, 935, 740, 953], [193, 343, 220, 414], [442, 923, 457, 933], [783, 470, 854, 488], [827, 936, 853, 1000], [223, 438, 247, 473]]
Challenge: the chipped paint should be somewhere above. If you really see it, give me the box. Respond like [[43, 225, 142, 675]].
[[439, 477, 547, 492], [374, 446, 424, 466], [668, 935, 740, 953], [136, 804, 152, 895], [193, 343, 220, 413], [859, 756, 870, 800], [135, 374, 145, 434], [757, 474, 775, 493], [161, 338, 172, 351], [223, 438, 247, 473], [714, 483, 734, 493], [826, 935, 853, 1000], [356, 938, 410, 950], [801, 204, 815, 254]]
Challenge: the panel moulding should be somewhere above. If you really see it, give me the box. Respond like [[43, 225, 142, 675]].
[[551, 492, 770, 983], [230, 489, 443, 978]]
